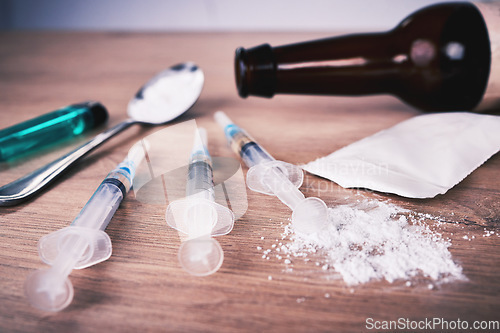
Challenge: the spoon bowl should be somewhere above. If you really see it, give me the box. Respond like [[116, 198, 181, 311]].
[[128, 62, 204, 124]]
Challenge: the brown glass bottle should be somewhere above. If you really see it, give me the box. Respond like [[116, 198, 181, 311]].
[[235, 2, 492, 111]]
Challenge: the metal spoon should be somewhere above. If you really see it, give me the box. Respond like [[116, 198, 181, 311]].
[[0, 62, 204, 206]]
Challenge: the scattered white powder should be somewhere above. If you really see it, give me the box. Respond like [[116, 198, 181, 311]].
[[483, 229, 496, 237], [279, 199, 465, 286]]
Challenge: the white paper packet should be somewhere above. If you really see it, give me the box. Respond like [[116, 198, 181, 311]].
[[303, 112, 500, 198]]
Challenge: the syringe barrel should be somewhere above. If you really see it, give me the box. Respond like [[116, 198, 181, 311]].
[[219, 120, 274, 168], [240, 142, 274, 168], [186, 159, 215, 201], [71, 176, 124, 231], [71, 147, 142, 230], [186, 127, 216, 201]]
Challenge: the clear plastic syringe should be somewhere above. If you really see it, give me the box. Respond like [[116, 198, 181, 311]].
[[166, 127, 234, 276], [214, 111, 327, 234], [24, 142, 146, 312]]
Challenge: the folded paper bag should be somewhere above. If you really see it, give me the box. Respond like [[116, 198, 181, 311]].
[[303, 112, 500, 198]]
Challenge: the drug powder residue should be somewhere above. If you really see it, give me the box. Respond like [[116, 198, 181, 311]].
[[276, 199, 466, 286]]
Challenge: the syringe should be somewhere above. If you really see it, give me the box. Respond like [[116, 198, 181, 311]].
[[166, 127, 234, 276], [24, 142, 146, 312], [214, 111, 327, 234]]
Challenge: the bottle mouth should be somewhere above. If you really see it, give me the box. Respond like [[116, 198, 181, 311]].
[[234, 44, 276, 99], [234, 47, 249, 98]]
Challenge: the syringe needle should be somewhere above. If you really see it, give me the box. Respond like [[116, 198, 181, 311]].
[[166, 127, 234, 276], [25, 141, 146, 312], [214, 111, 327, 234]]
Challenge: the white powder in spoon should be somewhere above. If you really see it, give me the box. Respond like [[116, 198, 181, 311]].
[[278, 199, 465, 286]]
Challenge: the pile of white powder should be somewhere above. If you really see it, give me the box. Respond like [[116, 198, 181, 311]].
[[272, 199, 467, 286]]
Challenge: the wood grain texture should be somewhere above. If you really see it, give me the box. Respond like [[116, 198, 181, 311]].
[[0, 32, 499, 332]]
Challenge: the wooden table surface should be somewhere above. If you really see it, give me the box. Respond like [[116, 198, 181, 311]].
[[0, 32, 499, 332]]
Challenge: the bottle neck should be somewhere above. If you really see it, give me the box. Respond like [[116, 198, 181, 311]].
[[235, 32, 399, 98]]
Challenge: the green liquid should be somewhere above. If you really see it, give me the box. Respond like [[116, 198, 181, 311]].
[[0, 103, 103, 162]]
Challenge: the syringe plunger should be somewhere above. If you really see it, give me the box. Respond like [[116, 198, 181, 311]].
[[166, 127, 234, 276], [25, 141, 146, 312]]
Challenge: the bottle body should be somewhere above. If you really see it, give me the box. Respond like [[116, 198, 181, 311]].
[[235, 2, 493, 112]]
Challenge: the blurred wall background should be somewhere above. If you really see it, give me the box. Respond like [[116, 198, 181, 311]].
[[0, 0, 454, 31]]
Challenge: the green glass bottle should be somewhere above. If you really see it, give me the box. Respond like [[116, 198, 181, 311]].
[[0, 101, 108, 162]]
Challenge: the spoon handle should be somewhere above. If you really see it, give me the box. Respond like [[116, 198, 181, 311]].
[[0, 119, 136, 206]]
